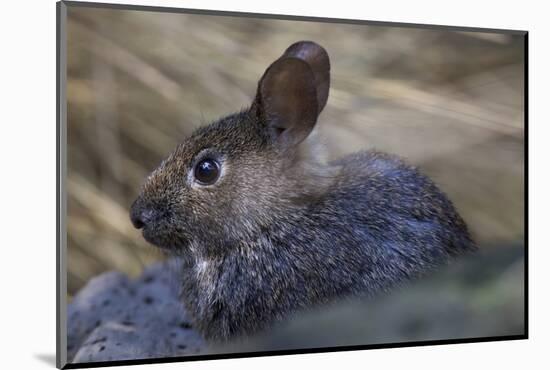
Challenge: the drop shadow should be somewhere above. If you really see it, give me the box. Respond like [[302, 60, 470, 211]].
[[34, 353, 57, 367]]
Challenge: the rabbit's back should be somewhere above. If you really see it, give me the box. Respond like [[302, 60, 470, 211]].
[[315, 150, 475, 275]]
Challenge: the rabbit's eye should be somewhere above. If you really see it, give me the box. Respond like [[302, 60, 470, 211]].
[[194, 158, 221, 185]]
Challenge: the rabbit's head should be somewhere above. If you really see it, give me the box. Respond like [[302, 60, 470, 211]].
[[130, 41, 333, 254]]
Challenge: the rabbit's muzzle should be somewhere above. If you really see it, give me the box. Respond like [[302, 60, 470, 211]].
[[130, 200, 159, 230], [129, 197, 180, 250]]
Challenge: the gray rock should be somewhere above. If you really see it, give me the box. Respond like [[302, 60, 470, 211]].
[[68, 259, 205, 363]]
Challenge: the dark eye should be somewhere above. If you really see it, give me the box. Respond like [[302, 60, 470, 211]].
[[194, 158, 221, 185]]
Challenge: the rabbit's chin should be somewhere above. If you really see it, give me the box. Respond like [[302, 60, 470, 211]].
[[141, 226, 189, 253]]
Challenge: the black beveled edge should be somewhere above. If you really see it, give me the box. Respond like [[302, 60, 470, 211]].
[[523, 32, 529, 337]]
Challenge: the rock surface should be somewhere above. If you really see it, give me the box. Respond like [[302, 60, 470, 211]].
[[67, 259, 205, 363]]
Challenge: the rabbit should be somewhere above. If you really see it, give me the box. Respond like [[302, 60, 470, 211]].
[[130, 41, 476, 341]]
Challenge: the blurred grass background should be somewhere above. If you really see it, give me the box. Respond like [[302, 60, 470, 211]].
[[66, 3, 524, 330]]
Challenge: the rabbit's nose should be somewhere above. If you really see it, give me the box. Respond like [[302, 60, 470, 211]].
[[130, 203, 157, 229]]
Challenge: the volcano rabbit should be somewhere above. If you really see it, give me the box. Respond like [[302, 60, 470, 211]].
[[130, 41, 475, 341]]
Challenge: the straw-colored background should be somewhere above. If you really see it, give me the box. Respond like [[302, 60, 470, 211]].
[[66, 4, 524, 309]]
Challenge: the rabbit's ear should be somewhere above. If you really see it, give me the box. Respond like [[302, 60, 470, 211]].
[[253, 41, 330, 149], [283, 41, 330, 112]]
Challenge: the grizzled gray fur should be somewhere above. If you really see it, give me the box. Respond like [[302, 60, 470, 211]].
[[130, 41, 476, 341]]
